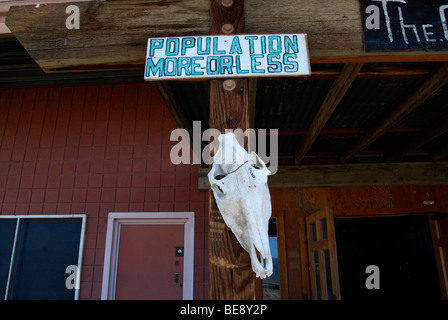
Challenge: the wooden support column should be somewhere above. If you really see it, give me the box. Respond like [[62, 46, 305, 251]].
[[208, 0, 255, 300]]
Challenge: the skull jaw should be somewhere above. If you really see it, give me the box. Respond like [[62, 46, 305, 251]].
[[249, 244, 273, 279]]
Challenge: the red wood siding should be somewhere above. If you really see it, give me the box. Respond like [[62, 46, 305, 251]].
[[0, 82, 208, 300]]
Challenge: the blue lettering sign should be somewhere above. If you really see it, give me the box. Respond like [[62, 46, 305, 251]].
[[149, 39, 164, 57], [212, 37, 226, 55], [245, 36, 258, 54], [144, 34, 310, 80], [235, 55, 249, 74], [267, 54, 282, 73], [181, 38, 196, 56], [229, 36, 243, 54], [177, 57, 191, 76], [284, 35, 299, 53], [166, 38, 179, 56], [251, 54, 265, 73], [283, 53, 299, 72], [207, 56, 219, 75], [268, 36, 282, 54], [164, 57, 177, 76], [198, 37, 211, 55], [191, 57, 205, 76], [146, 58, 164, 77]]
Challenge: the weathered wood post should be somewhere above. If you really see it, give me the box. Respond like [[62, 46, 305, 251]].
[[208, 0, 256, 300]]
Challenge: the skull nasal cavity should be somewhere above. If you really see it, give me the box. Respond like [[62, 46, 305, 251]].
[[254, 245, 265, 266]]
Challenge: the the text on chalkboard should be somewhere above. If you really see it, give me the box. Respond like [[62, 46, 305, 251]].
[[360, 0, 448, 51]]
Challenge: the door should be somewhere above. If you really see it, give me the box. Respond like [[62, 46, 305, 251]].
[[306, 207, 341, 300], [335, 214, 441, 300], [101, 212, 194, 300], [115, 224, 184, 300]]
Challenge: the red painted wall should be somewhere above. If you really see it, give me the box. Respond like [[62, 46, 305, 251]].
[[0, 82, 209, 299]]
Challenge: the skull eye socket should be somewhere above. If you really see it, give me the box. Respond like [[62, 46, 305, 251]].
[[212, 174, 226, 194]]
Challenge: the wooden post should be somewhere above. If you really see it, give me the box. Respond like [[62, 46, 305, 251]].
[[208, 0, 256, 300]]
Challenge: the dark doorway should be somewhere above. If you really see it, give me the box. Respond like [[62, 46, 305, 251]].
[[335, 215, 441, 300]]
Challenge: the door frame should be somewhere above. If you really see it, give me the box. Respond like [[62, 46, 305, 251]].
[[255, 210, 289, 300], [101, 212, 195, 300], [299, 206, 445, 300]]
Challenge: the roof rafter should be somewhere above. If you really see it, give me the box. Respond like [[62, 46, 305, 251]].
[[294, 63, 364, 165], [387, 116, 448, 161], [340, 63, 448, 164], [432, 142, 448, 161]]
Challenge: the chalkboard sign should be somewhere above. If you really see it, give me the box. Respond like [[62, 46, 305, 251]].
[[360, 0, 448, 51]]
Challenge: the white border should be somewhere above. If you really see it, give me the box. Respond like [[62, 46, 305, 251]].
[[0, 214, 87, 300], [101, 212, 195, 300]]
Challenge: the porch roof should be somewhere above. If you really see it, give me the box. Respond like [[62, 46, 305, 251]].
[[1, 37, 448, 167]]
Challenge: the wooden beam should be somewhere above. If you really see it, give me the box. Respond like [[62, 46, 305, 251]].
[[294, 63, 363, 165], [245, 0, 448, 63], [208, 0, 255, 300], [6, 0, 210, 72], [178, 66, 432, 81], [5, 0, 448, 72], [269, 162, 448, 189], [274, 126, 423, 136], [0, 0, 89, 37], [340, 63, 448, 164], [308, 66, 431, 80], [387, 116, 448, 161], [333, 207, 442, 218]]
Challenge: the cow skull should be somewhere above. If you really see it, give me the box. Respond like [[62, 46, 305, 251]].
[[208, 132, 273, 279]]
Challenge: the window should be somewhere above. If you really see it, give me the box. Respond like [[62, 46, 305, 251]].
[[0, 215, 86, 300]]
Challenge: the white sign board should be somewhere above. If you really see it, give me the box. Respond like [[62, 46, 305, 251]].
[[144, 34, 310, 80]]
